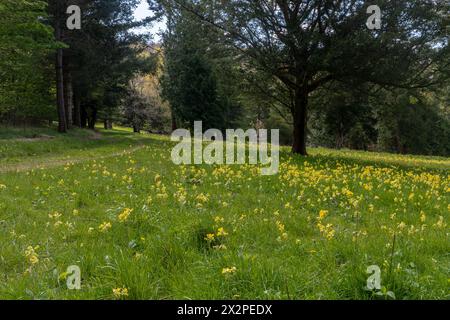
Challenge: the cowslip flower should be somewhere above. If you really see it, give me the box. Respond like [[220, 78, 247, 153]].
[[112, 287, 129, 298], [196, 193, 209, 203], [433, 216, 446, 229], [214, 216, 224, 223], [24, 246, 39, 265], [213, 244, 227, 250], [318, 210, 328, 220], [118, 208, 133, 222], [204, 233, 215, 242], [216, 227, 228, 237], [420, 211, 426, 223], [99, 222, 112, 232], [317, 222, 335, 240], [222, 267, 237, 275]]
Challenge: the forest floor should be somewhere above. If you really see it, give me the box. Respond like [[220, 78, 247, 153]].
[[0, 126, 448, 299]]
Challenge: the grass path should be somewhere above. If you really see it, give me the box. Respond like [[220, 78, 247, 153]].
[[0, 126, 163, 173], [0, 144, 146, 173]]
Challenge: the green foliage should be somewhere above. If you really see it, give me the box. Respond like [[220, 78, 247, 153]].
[[309, 85, 450, 157], [122, 74, 172, 134], [161, 5, 242, 130], [120, 86, 152, 133], [375, 91, 450, 156], [155, 0, 449, 154], [0, 0, 57, 122]]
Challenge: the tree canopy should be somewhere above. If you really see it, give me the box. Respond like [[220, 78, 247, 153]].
[[151, 0, 449, 154]]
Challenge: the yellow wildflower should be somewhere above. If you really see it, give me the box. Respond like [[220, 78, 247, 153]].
[[99, 222, 112, 232], [24, 246, 39, 265], [433, 216, 446, 229], [214, 216, 224, 223], [222, 267, 237, 275], [420, 211, 426, 223], [112, 287, 129, 298], [118, 208, 133, 222], [318, 210, 328, 220], [216, 227, 228, 237], [317, 222, 335, 240]]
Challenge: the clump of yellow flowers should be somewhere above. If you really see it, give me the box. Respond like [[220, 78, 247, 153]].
[[222, 266, 237, 275], [112, 287, 129, 299], [118, 208, 133, 222], [24, 245, 39, 265], [204, 233, 215, 242], [195, 193, 209, 208], [317, 210, 335, 240], [275, 220, 288, 241], [205, 227, 228, 242], [318, 209, 328, 220], [216, 227, 228, 237], [99, 221, 112, 232]]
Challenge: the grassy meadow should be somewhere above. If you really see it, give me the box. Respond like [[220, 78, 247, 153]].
[[0, 127, 448, 300]]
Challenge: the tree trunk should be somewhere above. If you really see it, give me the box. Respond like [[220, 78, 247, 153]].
[[88, 108, 97, 129], [104, 119, 113, 130], [133, 125, 140, 133], [73, 94, 81, 127], [336, 122, 344, 149], [171, 111, 177, 131], [54, 4, 67, 133], [80, 104, 88, 128], [63, 67, 73, 129], [291, 89, 308, 155]]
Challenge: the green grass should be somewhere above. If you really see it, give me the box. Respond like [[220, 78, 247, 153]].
[[0, 125, 61, 140], [0, 127, 448, 300]]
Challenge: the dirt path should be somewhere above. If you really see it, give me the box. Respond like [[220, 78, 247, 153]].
[[0, 145, 146, 174]]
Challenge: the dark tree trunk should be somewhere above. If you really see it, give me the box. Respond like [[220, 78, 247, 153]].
[[54, 4, 67, 133], [104, 119, 113, 130], [63, 66, 73, 129], [291, 88, 308, 155], [88, 108, 97, 129], [336, 122, 345, 149], [73, 94, 81, 127], [171, 111, 177, 131], [133, 125, 140, 133], [80, 104, 88, 128]]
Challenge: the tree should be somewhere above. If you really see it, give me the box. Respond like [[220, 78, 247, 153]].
[[0, 0, 57, 125], [128, 54, 172, 133], [47, 0, 72, 132], [152, 0, 449, 155], [46, 0, 156, 131], [120, 85, 150, 133], [160, 3, 243, 131]]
